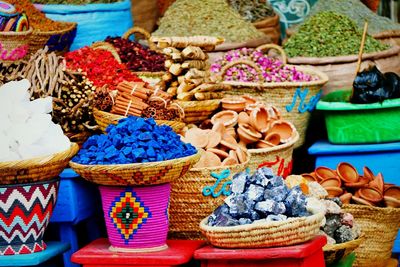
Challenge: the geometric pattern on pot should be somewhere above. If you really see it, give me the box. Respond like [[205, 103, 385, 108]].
[[109, 190, 151, 243], [0, 180, 59, 255]]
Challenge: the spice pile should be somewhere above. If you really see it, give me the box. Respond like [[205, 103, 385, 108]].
[[228, 0, 275, 23], [284, 11, 389, 58], [151, 36, 230, 101], [212, 48, 316, 83], [302, 162, 400, 208], [0, 79, 71, 161], [105, 37, 165, 72], [207, 167, 311, 227], [153, 0, 265, 43], [182, 122, 248, 168], [64, 46, 142, 91], [72, 116, 196, 165]]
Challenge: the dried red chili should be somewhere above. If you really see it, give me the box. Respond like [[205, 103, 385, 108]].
[[64, 47, 143, 90]]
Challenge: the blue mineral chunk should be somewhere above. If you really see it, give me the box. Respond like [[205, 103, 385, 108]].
[[122, 147, 132, 156], [227, 195, 254, 219], [245, 184, 264, 202], [264, 185, 289, 202], [230, 172, 248, 194], [104, 146, 118, 159], [238, 218, 252, 225], [156, 154, 164, 161], [250, 210, 260, 220], [268, 175, 285, 188], [272, 202, 286, 215], [96, 152, 105, 161], [82, 136, 98, 149], [132, 148, 146, 160], [266, 214, 287, 222], [254, 199, 276, 215], [258, 167, 275, 178], [138, 132, 152, 141], [250, 168, 273, 187], [147, 147, 156, 157]]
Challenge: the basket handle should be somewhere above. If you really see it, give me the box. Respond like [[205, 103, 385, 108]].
[[256, 44, 287, 65], [122, 26, 158, 51], [91, 41, 122, 64], [219, 59, 265, 83]]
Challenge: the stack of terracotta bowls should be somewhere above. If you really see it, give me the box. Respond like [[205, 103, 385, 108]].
[[302, 162, 400, 208]]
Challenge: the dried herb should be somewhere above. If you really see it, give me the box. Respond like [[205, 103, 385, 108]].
[[284, 11, 389, 58], [153, 0, 264, 43], [229, 0, 275, 23]]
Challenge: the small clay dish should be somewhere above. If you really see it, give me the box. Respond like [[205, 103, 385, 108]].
[[352, 195, 375, 207], [185, 128, 209, 148], [238, 112, 250, 125], [358, 187, 383, 204], [242, 95, 257, 105], [344, 180, 368, 188], [268, 120, 295, 143], [337, 162, 359, 183], [301, 173, 317, 182], [235, 147, 247, 164], [363, 166, 375, 181], [225, 127, 237, 137], [324, 186, 343, 197], [206, 131, 222, 149], [229, 150, 238, 162], [211, 110, 238, 128], [211, 122, 226, 136], [383, 196, 400, 208], [221, 135, 238, 150], [221, 97, 246, 112], [250, 107, 269, 133], [245, 103, 263, 115], [202, 151, 222, 168], [369, 173, 384, 193], [222, 156, 239, 166], [237, 123, 262, 148], [255, 140, 275, 149], [384, 185, 400, 200], [320, 177, 342, 188], [207, 148, 229, 159], [384, 183, 396, 191], [269, 105, 281, 120], [340, 193, 353, 204], [264, 132, 281, 146], [315, 166, 337, 181]]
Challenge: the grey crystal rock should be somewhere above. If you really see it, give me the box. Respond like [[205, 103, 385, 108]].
[[266, 214, 287, 222], [329, 197, 343, 207], [267, 175, 285, 188], [231, 171, 248, 194], [238, 218, 252, 225], [249, 168, 272, 187], [228, 195, 254, 219], [334, 225, 354, 243], [323, 214, 342, 237], [254, 199, 276, 215], [264, 185, 289, 202], [245, 184, 264, 202], [250, 210, 260, 220], [273, 202, 286, 215], [208, 203, 230, 226]]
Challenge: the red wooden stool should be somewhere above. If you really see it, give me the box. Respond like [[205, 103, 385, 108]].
[[194, 236, 327, 267], [71, 238, 205, 267]]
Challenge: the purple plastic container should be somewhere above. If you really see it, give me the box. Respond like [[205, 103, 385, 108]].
[[99, 183, 170, 252]]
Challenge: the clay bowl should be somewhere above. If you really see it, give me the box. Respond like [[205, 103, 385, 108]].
[[267, 120, 295, 142], [315, 166, 337, 181], [384, 185, 400, 200], [205, 130, 222, 149], [384, 183, 395, 191], [245, 103, 263, 115], [207, 148, 229, 159], [352, 195, 375, 207], [250, 107, 269, 133], [337, 162, 359, 183], [237, 123, 262, 148], [344, 179, 368, 188], [368, 173, 384, 194], [221, 134, 238, 150], [185, 128, 209, 148], [301, 173, 318, 182], [235, 147, 248, 164], [242, 95, 257, 105], [211, 122, 226, 136], [221, 97, 246, 112], [320, 177, 342, 188], [255, 140, 275, 149], [358, 187, 383, 204], [264, 132, 281, 146], [238, 112, 250, 125], [225, 127, 237, 137], [211, 110, 238, 128], [363, 166, 375, 181], [383, 196, 400, 208], [324, 186, 344, 197], [340, 193, 353, 204]]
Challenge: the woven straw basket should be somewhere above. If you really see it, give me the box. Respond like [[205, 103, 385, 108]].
[[200, 212, 324, 248], [323, 234, 364, 265], [220, 44, 328, 148], [69, 151, 201, 186], [248, 130, 299, 176], [0, 143, 79, 185], [0, 28, 33, 63], [93, 108, 185, 133], [342, 204, 400, 267], [173, 99, 221, 124], [169, 152, 250, 239]]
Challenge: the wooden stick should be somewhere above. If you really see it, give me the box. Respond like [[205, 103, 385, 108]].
[[355, 21, 368, 75]]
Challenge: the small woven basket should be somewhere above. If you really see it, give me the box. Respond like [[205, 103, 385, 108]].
[[0, 143, 79, 185], [0, 27, 33, 63], [69, 151, 201, 186], [173, 99, 221, 124], [93, 108, 185, 133], [248, 130, 299, 176], [169, 151, 250, 239], [219, 44, 329, 147], [342, 204, 400, 267], [29, 22, 77, 56], [323, 234, 364, 265], [200, 212, 324, 248]]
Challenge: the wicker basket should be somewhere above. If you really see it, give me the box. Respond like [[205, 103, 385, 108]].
[[173, 99, 221, 124], [252, 14, 281, 44], [0, 28, 33, 63], [219, 45, 328, 147], [248, 129, 299, 176], [93, 108, 185, 133], [29, 22, 77, 56], [342, 204, 400, 267], [91, 41, 122, 63], [323, 234, 364, 265], [0, 143, 79, 185], [69, 151, 201, 186], [199, 212, 324, 248], [169, 151, 250, 239]]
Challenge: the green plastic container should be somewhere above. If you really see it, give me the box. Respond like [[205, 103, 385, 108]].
[[317, 90, 400, 144]]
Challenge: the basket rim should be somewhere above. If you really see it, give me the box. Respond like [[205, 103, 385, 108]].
[[33, 21, 77, 36], [323, 233, 364, 251], [0, 27, 33, 36], [189, 150, 251, 172], [0, 177, 60, 188], [221, 65, 329, 88], [248, 130, 299, 154], [69, 149, 201, 169], [199, 212, 324, 232], [342, 203, 400, 212], [0, 143, 78, 169]]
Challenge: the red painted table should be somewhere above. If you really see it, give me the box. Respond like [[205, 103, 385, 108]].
[[194, 236, 327, 267], [71, 238, 205, 267]]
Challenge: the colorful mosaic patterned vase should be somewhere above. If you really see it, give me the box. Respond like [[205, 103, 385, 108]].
[[0, 179, 59, 255], [99, 183, 170, 252]]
